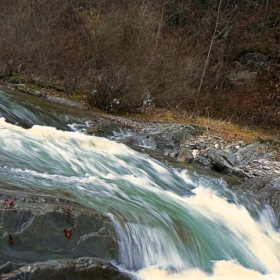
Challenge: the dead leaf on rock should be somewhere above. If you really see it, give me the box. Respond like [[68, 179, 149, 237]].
[[3, 199, 14, 209], [8, 234, 14, 246], [63, 228, 72, 239]]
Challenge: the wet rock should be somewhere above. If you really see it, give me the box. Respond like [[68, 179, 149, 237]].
[[0, 189, 118, 274], [235, 143, 266, 165], [193, 156, 213, 168], [103, 122, 203, 154], [206, 148, 238, 173], [181, 136, 280, 178], [192, 148, 239, 174], [154, 134, 175, 151], [230, 169, 251, 178], [2, 257, 134, 280], [239, 175, 280, 227], [14, 84, 29, 93], [177, 148, 194, 163]]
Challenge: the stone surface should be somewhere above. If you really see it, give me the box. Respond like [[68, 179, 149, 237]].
[[204, 148, 238, 173], [0, 188, 118, 274], [177, 148, 194, 163], [3, 83, 279, 179], [2, 257, 134, 280], [181, 135, 280, 178], [239, 175, 280, 227]]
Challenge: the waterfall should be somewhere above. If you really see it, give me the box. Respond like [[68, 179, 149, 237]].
[[0, 90, 280, 279]]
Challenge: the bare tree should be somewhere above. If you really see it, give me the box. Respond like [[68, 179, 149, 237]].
[[190, 0, 222, 120]]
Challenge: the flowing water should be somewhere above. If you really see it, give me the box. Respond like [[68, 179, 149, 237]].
[[1, 89, 280, 279]]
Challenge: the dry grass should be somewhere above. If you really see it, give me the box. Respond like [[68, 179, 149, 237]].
[[129, 107, 279, 144], [194, 117, 272, 143]]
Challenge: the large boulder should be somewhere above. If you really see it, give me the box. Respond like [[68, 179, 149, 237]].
[[205, 148, 238, 172], [239, 175, 280, 227], [133, 124, 202, 153], [235, 143, 268, 166], [193, 147, 248, 177], [229, 52, 268, 82], [190, 141, 279, 178], [0, 189, 118, 274]]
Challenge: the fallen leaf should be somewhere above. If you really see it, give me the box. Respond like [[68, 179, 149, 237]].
[[8, 234, 14, 246], [63, 228, 72, 239], [62, 205, 71, 223], [3, 199, 14, 209]]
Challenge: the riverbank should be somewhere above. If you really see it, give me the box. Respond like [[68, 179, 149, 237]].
[[1, 81, 279, 179], [1, 82, 280, 279]]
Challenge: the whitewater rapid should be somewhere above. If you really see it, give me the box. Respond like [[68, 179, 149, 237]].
[[0, 116, 280, 280]]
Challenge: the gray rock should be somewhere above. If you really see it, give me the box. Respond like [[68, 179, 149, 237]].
[[235, 143, 266, 166], [193, 156, 213, 168], [0, 188, 118, 274], [229, 70, 258, 82], [205, 148, 238, 173], [1, 257, 134, 280], [177, 148, 194, 163], [154, 134, 175, 151], [239, 175, 280, 227], [263, 166, 271, 170], [230, 168, 251, 178]]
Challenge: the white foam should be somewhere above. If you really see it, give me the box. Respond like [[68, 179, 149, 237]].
[[135, 261, 280, 280]]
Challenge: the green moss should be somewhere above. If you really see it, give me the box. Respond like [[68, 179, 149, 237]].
[[34, 81, 45, 88], [258, 136, 277, 144], [70, 91, 81, 100], [0, 73, 22, 84], [49, 83, 64, 92], [27, 83, 42, 91], [5, 73, 15, 78]]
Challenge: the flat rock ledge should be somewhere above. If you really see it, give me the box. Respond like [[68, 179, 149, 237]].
[[2, 257, 134, 280], [0, 187, 121, 277]]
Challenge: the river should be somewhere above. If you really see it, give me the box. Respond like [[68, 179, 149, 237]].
[[0, 89, 280, 279]]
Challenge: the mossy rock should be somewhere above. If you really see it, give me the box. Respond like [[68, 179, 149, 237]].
[[49, 83, 64, 92], [27, 83, 42, 91]]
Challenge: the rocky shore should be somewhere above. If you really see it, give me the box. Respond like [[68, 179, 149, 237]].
[[1, 80, 280, 180], [80, 115, 280, 179], [1, 82, 280, 279], [2, 80, 280, 179], [10, 82, 280, 177]]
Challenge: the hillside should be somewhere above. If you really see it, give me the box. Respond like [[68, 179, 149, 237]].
[[0, 0, 279, 128]]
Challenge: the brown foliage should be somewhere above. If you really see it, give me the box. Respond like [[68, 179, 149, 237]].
[[0, 0, 279, 127]]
